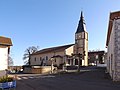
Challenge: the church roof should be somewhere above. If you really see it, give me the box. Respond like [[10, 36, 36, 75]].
[[0, 36, 12, 46], [31, 44, 74, 55], [76, 11, 86, 33]]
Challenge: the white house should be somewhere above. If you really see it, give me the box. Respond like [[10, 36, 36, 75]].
[[106, 11, 120, 81], [0, 36, 12, 77]]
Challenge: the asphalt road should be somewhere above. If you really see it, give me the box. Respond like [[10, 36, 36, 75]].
[[14, 67, 120, 90]]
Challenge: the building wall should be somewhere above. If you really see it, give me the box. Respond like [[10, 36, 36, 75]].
[[107, 19, 120, 81], [104, 53, 107, 65], [65, 45, 74, 56], [113, 19, 120, 81], [23, 66, 51, 74], [65, 45, 74, 66], [84, 32, 88, 66], [88, 51, 105, 65], [107, 19, 115, 78], [30, 50, 65, 66], [74, 32, 88, 66], [0, 46, 8, 77], [30, 45, 75, 67]]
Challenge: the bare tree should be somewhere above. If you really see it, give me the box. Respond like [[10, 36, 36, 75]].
[[23, 46, 39, 65]]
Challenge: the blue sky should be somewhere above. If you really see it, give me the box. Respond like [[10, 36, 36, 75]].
[[0, 0, 120, 65]]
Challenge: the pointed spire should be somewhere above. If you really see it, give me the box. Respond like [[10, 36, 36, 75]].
[[80, 11, 83, 20], [76, 11, 86, 33]]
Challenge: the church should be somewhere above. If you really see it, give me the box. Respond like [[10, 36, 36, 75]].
[[30, 11, 88, 68]]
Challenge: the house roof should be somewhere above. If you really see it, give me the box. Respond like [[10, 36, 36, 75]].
[[0, 36, 12, 46], [88, 51, 105, 55], [31, 44, 74, 55], [106, 11, 120, 46], [76, 11, 86, 33]]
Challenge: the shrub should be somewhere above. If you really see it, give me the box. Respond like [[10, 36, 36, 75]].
[[0, 76, 14, 83]]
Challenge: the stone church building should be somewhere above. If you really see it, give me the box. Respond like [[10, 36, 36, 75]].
[[30, 12, 88, 67]]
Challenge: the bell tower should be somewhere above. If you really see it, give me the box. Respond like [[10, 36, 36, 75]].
[[74, 11, 88, 66]]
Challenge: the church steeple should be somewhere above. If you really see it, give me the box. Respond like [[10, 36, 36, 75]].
[[74, 11, 88, 66], [76, 11, 86, 33]]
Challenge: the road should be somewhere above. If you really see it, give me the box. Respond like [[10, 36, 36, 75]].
[[11, 67, 120, 90]]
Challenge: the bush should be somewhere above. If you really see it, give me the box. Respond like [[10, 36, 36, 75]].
[[0, 76, 14, 83]]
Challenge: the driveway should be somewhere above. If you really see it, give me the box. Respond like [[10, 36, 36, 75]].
[[13, 66, 120, 90]]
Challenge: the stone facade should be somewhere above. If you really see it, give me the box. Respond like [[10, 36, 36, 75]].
[[106, 11, 120, 81], [113, 19, 120, 81], [75, 32, 88, 66]]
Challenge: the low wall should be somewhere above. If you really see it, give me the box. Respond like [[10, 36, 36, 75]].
[[23, 67, 32, 73], [23, 66, 52, 74]]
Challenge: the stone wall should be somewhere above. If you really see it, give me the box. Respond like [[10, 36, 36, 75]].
[[113, 19, 120, 81], [23, 66, 52, 74]]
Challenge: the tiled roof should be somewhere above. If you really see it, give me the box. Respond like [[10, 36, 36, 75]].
[[31, 44, 74, 55], [106, 11, 120, 46], [0, 36, 12, 46]]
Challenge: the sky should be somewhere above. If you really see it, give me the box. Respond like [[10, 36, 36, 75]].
[[0, 0, 120, 65]]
